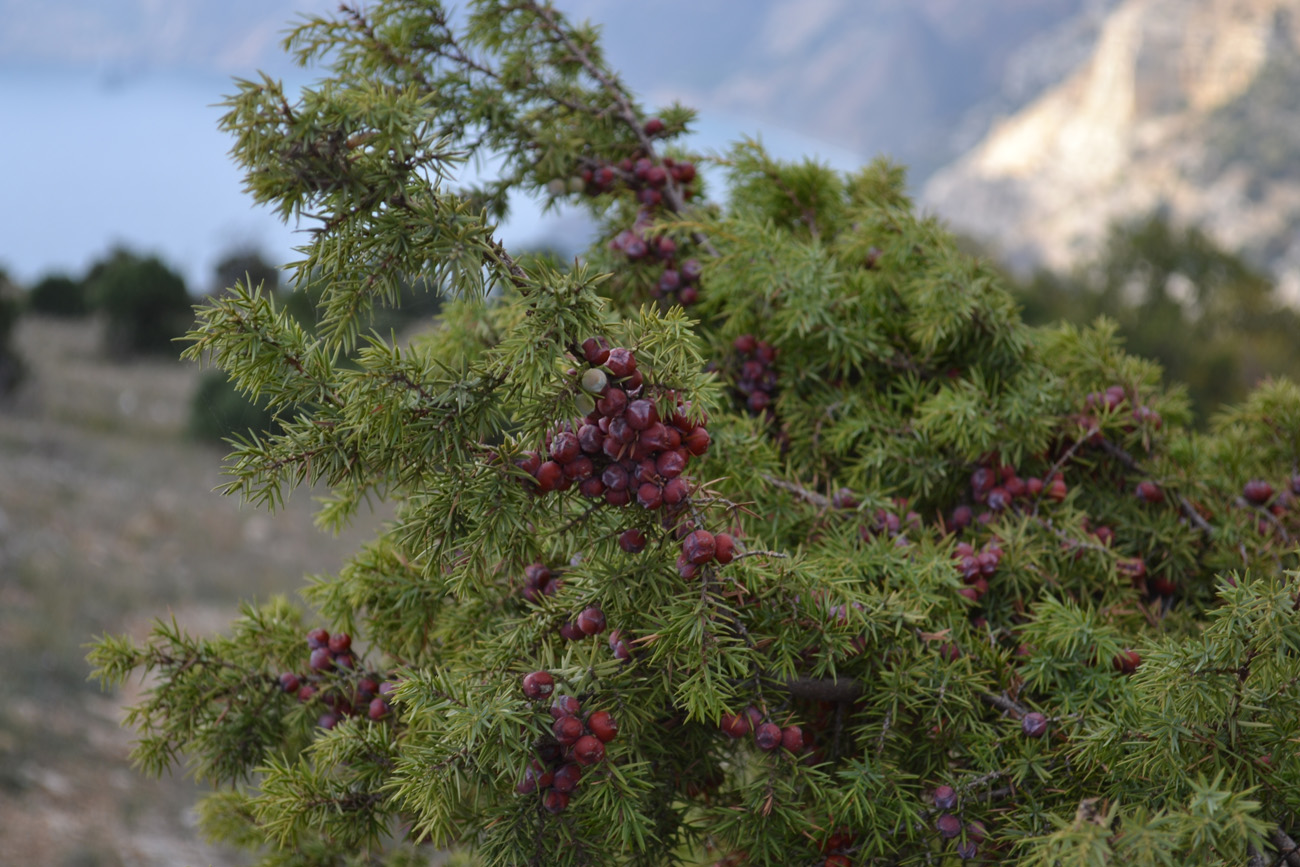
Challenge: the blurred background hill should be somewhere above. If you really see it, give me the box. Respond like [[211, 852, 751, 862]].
[[924, 0, 1300, 300], [1, 0, 1298, 863]]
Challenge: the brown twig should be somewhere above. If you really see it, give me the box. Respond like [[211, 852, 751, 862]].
[[784, 676, 862, 703], [1031, 515, 1115, 556], [1180, 494, 1215, 535], [761, 473, 830, 508], [1095, 436, 1215, 536], [1271, 829, 1300, 867], [523, 1, 719, 257], [1241, 496, 1295, 545], [980, 690, 1029, 717]]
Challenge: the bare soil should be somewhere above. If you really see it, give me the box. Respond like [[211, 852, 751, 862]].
[[0, 316, 385, 866]]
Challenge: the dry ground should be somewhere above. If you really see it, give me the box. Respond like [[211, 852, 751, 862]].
[[0, 316, 386, 866]]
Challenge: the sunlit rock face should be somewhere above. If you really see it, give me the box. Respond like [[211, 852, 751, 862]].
[[924, 0, 1300, 301]]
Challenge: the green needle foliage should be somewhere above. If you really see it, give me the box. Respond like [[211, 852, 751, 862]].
[[88, 2, 1300, 865]]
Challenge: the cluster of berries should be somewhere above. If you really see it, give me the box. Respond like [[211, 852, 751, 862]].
[[277, 629, 394, 728], [1239, 477, 1300, 536], [517, 339, 710, 512], [521, 562, 559, 604], [931, 785, 987, 860], [569, 120, 706, 307], [858, 499, 923, 547], [718, 706, 806, 755], [518, 565, 628, 655], [973, 464, 1066, 512], [728, 334, 778, 416], [560, 606, 606, 641], [609, 214, 705, 306], [676, 528, 736, 579], [578, 117, 697, 208], [517, 672, 619, 814], [1137, 476, 1296, 542], [1081, 384, 1163, 432], [952, 541, 1003, 603], [606, 628, 632, 660]]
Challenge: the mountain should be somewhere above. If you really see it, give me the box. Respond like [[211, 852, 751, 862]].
[[922, 0, 1300, 299], [572, 0, 1107, 182], [3, 0, 1105, 182]]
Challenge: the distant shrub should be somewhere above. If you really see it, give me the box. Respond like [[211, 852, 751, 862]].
[[188, 370, 283, 443], [27, 274, 90, 317], [186, 265, 444, 442], [86, 249, 192, 356], [212, 248, 280, 297], [1010, 211, 1300, 423], [0, 270, 24, 396]]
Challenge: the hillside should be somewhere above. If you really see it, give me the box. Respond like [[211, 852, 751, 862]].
[[923, 0, 1300, 299], [0, 316, 384, 866]]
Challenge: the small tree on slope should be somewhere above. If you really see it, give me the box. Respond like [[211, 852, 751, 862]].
[[89, 3, 1300, 865]]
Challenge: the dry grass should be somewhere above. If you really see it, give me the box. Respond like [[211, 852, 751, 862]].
[[0, 316, 386, 866]]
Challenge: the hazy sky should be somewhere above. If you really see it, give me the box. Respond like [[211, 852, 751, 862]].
[[0, 1, 867, 293]]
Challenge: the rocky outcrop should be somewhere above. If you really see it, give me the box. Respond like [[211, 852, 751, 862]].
[[923, 0, 1300, 299]]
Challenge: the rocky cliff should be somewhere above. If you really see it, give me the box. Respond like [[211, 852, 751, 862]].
[[923, 0, 1300, 299]]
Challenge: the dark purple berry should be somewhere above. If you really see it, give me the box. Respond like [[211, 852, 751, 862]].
[[549, 431, 580, 463], [1021, 712, 1048, 738], [636, 482, 663, 510], [720, 712, 751, 739], [626, 399, 658, 430], [553, 714, 584, 745], [754, 722, 781, 751], [597, 387, 628, 417], [1136, 480, 1164, 504], [522, 671, 555, 700], [713, 533, 736, 564], [683, 426, 710, 456], [551, 694, 582, 719], [1244, 479, 1274, 505], [309, 647, 334, 671], [582, 337, 610, 366], [682, 530, 716, 565], [933, 785, 957, 811], [577, 607, 607, 636], [605, 348, 636, 379], [587, 710, 618, 743], [552, 762, 582, 794], [619, 528, 647, 553], [573, 734, 606, 766], [663, 478, 689, 505]]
